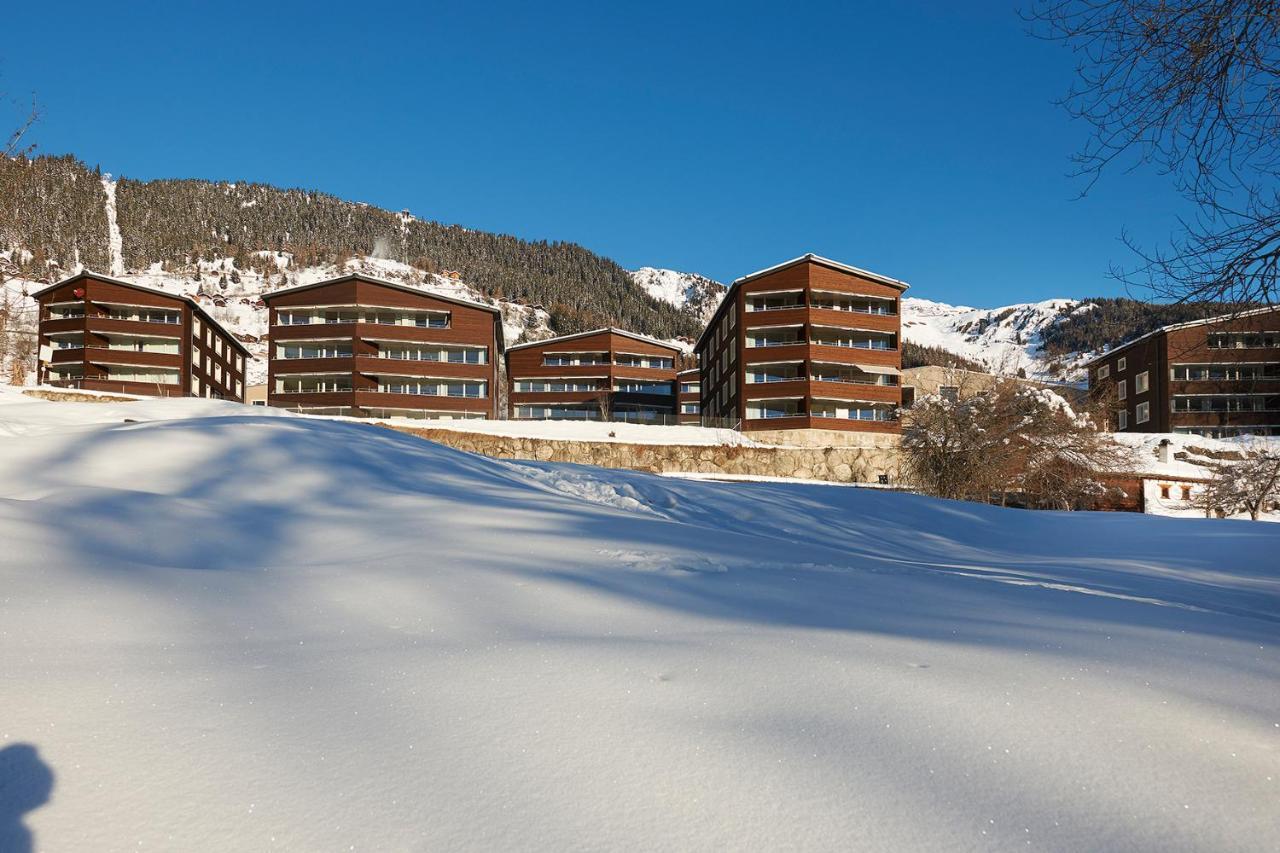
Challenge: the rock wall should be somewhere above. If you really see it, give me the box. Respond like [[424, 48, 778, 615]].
[[384, 425, 902, 484]]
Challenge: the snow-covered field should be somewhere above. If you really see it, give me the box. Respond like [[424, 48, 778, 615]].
[[0, 393, 1277, 851]]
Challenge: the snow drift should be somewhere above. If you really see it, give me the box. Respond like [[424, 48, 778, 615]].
[[0, 394, 1276, 851]]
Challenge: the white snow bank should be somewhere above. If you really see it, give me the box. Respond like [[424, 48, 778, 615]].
[[373, 415, 757, 445], [0, 397, 1276, 851]]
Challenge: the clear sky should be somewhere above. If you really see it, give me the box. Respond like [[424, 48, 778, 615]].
[[4, 0, 1187, 306]]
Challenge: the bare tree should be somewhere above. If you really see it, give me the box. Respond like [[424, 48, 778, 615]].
[[1027, 1, 1280, 305], [1197, 442, 1280, 520], [902, 379, 1134, 508], [3, 87, 38, 158]]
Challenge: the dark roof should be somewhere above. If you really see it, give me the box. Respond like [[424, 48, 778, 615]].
[[31, 271, 252, 357]]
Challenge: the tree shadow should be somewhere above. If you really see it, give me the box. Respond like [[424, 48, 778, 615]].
[[0, 744, 54, 853]]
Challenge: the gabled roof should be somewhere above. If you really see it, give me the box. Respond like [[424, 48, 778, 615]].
[[31, 271, 252, 357], [732, 253, 910, 291], [1084, 305, 1280, 366], [260, 273, 501, 316], [505, 326, 682, 354], [696, 253, 910, 352]]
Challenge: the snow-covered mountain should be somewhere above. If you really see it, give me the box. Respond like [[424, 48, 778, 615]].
[[901, 297, 1096, 381], [630, 267, 726, 325]]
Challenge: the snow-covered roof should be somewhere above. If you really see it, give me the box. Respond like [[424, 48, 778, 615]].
[[30, 271, 253, 357], [1085, 305, 1280, 366], [505, 327, 682, 354], [696, 254, 910, 352]]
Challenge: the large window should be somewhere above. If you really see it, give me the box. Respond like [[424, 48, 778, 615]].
[[1172, 363, 1280, 381], [809, 327, 896, 350], [1173, 394, 1280, 412], [811, 400, 897, 421], [102, 306, 180, 324], [1208, 331, 1280, 349], [809, 363, 898, 386], [614, 353, 675, 369], [1136, 401, 1150, 424], [543, 352, 609, 366], [514, 379, 601, 393], [514, 404, 601, 420], [104, 366, 181, 385], [276, 376, 352, 393], [104, 336, 180, 354], [680, 402, 700, 414], [277, 309, 449, 327], [1097, 364, 1110, 381], [746, 328, 803, 348], [808, 292, 897, 315], [378, 379, 486, 398], [679, 380, 700, 394], [278, 342, 353, 359], [1117, 379, 1127, 401], [745, 292, 805, 312], [379, 344, 485, 364], [746, 363, 802, 384], [1135, 371, 1149, 393], [745, 399, 801, 420], [614, 381, 674, 395]]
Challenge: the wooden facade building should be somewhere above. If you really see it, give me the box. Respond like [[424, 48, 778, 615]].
[[1087, 307, 1280, 438], [694, 254, 907, 435], [505, 328, 680, 422], [33, 272, 248, 400], [262, 275, 503, 419], [676, 368, 701, 424]]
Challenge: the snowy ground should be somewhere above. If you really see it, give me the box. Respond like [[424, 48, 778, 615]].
[[372, 415, 757, 446], [0, 395, 1276, 852]]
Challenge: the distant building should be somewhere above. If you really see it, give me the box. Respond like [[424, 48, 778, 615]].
[[505, 328, 680, 422], [1087, 307, 1280, 438], [32, 272, 248, 401], [900, 365, 1086, 409], [262, 274, 503, 419], [676, 368, 701, 424], [694, 254, 907, 442]]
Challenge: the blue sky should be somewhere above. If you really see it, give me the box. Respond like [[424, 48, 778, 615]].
[[4, 1, 1186, 306]]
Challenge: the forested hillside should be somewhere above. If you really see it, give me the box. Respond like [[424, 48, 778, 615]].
[[1038, 297, 1259, 358], [0, 154, 701, 339]]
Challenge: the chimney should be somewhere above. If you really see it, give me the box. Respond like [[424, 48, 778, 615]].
[[1157, 438, 1173, 465]]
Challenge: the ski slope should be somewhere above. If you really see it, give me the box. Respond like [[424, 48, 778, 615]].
[[0, 393, 1276, 851]]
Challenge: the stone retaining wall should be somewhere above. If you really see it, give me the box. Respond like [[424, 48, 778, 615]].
[[385, 425, 902, 484]]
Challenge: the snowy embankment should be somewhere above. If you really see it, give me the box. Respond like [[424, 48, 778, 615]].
[[372, 415, 757, 446], [0, 395, 1277, 852]]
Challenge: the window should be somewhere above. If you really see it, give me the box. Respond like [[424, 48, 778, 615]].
[[1118, 410, 1128, 430], [1181, 486, 1192, 501], [679, 381, 700, 394], [1136, 401, 1150, 424], [680, 402, 700, 414], [1117, 357, 1126, 372], [190, 376, 199, 394], [1135, 371, 1149, 394], [279, 342, 353, 360], [1117, 379, 1126, 401], [1097, 365, 1110, 381], [939, 386, 959, 403], [514, 379, 600, 393], [1160, 484, 1170, 500]]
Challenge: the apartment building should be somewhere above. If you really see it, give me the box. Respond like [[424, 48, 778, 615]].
[[694, 254, 907, 438], [1088, 306, 1280, 438], [505, 328, 680, 421], [262, 274, 503, 419], [676, 368, 701, 424], [33, 272, 248, 400]]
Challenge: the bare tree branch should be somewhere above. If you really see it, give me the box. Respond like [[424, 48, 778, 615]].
[[1026, 1, 1280, 304]]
